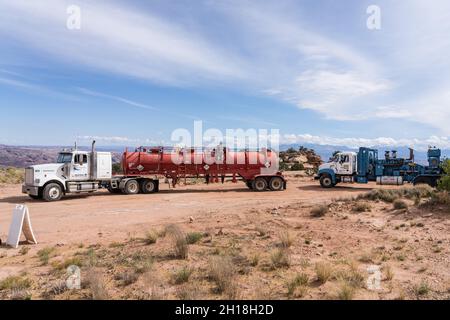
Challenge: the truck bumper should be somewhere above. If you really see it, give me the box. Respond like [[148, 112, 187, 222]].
[[22, 185, 39, 196]]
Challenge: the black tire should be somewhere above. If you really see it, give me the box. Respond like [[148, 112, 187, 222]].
[[246, 181, 253, 190], [320, 175, 334, 188], [252, 177, 268, 191], [123, 179, 140, 195], [108, 187, 122, 194], [43, 183, 63, 202], [269, 176, 284, 191], [141, 179, 157, 194]]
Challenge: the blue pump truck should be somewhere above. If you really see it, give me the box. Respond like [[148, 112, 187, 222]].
[[315, 147, 443, 188]]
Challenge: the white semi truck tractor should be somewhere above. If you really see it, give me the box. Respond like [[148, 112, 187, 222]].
[[21, 141, 158, 201], [22, 141, 112, 201]]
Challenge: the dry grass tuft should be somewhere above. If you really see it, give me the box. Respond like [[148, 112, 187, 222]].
[[315, 262, 333, 284], [85, 269, 109, 300], [310, 205, 329, 217], [186, 232, 203, 244], [352, 202, 371, 213], [279, 230, 294, 248], [166, 224, 189, 259], [37, 246, 57, 265], [172, 266, 193, 284], [208, 256, 235, 294], [393, 199, 408, 210], [270, 248, 291, 269]]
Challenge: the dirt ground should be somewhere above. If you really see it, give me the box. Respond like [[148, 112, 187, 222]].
[[0, 172, 449, 300]]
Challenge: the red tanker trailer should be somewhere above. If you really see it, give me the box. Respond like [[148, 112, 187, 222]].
[[118, 146, 286, 194], [22, 141, 286, 202]]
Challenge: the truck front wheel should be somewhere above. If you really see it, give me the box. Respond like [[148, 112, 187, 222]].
[[123, 179, 140, 195], [43, 183, 63, 201], [320, 175, 334, 188]]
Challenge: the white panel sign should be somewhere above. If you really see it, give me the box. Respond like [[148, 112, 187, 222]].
[[6, 205, 38, 248]]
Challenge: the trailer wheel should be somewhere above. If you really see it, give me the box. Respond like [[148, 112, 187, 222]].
[[123, 179, 140, 195], [246, 181, 253, 190], [269, 176, 284, 191], [43, 183, 63, 202], [320, 175, 334, 188], [252, 177, 268, 191], [141, 179, 157, 194]]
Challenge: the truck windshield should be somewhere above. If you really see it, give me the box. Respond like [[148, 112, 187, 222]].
[[57, 153, 73, 164]]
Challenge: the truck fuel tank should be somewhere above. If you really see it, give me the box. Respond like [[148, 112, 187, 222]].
[[376, 176, 403, 186]]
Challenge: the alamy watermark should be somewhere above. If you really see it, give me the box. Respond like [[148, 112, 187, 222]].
[[367, 5, 381, 30], [67, 5, 81, 30]]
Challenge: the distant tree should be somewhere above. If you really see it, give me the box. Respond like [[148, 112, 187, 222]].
[[112, 163, 123, 175], [290, 163, 304, 171], [286, 147, 297, 154]]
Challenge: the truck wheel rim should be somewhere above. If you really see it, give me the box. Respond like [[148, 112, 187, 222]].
[[272, 179, 282, 189], [323, 178, 331, 186], [49, 187, 60, 199], [256, 181, 265, 190], [145, 182, 154, 192], [128, 182, 138, 193]]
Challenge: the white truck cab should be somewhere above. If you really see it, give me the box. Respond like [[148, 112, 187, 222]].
[[22, 142, 112, 201], [316, 152, 357, 188]]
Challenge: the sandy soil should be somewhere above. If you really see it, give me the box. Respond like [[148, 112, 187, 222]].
[[0, 172, 449, 300]]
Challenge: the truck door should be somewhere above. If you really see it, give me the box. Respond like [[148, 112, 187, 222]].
[[336, 154, 352, 175], [71, 154, 89, 180]]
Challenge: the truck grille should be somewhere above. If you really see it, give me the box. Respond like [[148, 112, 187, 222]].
[[25, 168, 34, 185]]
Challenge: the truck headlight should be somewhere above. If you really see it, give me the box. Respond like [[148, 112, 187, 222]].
[[34, 179, 40, 184]]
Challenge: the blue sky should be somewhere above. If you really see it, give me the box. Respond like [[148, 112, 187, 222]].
[[0, 0, 450, 150]]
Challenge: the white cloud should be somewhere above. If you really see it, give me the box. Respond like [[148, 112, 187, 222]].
[[0, 0, 246, 86], [77, 88, 156, 111], [281, 134, 450, 151]]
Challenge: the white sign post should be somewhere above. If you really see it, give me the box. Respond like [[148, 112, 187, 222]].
[[6, 205, 38, 248]]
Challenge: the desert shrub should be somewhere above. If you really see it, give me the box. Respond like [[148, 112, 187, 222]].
[[19, 247, 30, 255], [208, 256, 235, 293], [336, 281, 355, 300], [0, 167, 24, 184], [279, 230, 293, 248], [172, 267, 193, 284], [414, 281, 430, 296], [335, 263, 365, 288], [176, 284, 200, 300], [166, 225, 189, 259], [0, 276, 32, 291], [10, 289, 32, 300], [37, 247, 56, 265], [393, 199, 408, 210], [53, 256, 83, 271], [422, 191, 450, 207], [144, 230, 158, 245], [360, 189, 398, 203], [249, 253, 260, 267], [315, 262, 333, 284], [85, 269, 109, 300], [114, 271, 138, 287], [438, 159, 450, 191], [185, 232, 203, 244], [270, 248, 291, 269], [352, 202, 371, 213], [310, 205, 329, 217], [287, 273, 309, 296]]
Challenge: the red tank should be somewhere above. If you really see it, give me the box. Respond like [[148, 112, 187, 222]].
[[122, 146, 286, 191]]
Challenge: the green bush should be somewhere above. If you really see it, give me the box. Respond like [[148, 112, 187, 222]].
[[438, 159, 450, 192]]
